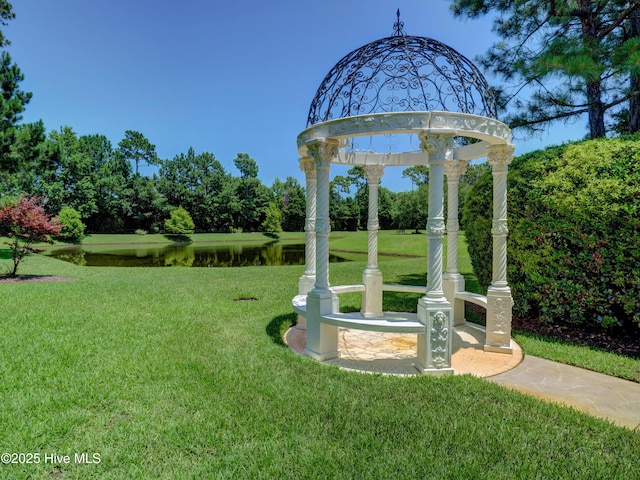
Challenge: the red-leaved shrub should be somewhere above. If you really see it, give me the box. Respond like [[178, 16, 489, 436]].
[[0, 196, 63, 276]]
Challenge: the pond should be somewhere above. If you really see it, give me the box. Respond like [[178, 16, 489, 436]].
[[43, 242, 351, 268]]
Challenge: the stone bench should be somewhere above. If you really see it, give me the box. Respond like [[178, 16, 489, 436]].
[[319, 311, 426, 333], [293, 284, 430, 334], [294, 286, 487, 334], [454, 290, 488, 308]]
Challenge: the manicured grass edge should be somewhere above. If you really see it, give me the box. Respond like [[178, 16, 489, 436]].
[[513, 331, 640, 383]]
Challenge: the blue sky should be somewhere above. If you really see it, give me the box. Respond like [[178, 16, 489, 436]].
[[7, 0, 586, 192]]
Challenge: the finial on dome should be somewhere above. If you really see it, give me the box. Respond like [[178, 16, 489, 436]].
[[393, 8, 405, 36]]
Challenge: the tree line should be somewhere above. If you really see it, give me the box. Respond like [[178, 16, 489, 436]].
[[0, 119, 488, 234], [1, 123, 304, 233]]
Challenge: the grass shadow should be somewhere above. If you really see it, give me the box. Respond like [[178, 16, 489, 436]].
[[163, 234, 192, 243], [394, 273, 427, 286], [262, 232, 281, 240], [266, 312, 297, 347], [0, 249, 12, 260], [376, 273, 425, 313], [385, 272, 485, 314], [64, 240, 83, 245], [395, 272, 483, 295], [383, 292, 422, 312]]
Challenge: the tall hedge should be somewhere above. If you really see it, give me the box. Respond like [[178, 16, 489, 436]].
[[462, 136, 640, 329]]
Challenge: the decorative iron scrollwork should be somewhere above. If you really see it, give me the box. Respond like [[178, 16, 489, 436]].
[[307, 14, 497, 127]]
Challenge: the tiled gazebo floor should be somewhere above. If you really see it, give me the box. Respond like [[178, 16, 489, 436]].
[[285, 322, 522, 377]]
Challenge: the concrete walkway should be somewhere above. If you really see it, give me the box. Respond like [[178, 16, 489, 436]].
[[285, 323, 640, 431], [488, 355, 640, 431]]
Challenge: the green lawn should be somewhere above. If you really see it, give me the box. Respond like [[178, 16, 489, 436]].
[[17, 230, 640, 380], [0, 239, 639, 478], [330, 230, 429, 258], [44, 231, 307, 247]]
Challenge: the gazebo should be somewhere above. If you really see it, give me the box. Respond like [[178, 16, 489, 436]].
[[292, 12, 516, 375]]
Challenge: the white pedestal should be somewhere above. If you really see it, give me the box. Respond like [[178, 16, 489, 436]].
[[485, 286, 513, 353], [361, 268, 383, 318], [443, 272, 466, 327], [416, 296, 454, 375], [296, 274, 316, 330], [304, 289, 339, 361]]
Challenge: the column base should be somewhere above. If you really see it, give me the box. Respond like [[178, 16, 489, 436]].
[[361, 268, 383, 318], [443, 272, 466, 326], [304, 344, 340, 361], [304, 289, 340, 361], [485, 286, 513, 353], [484, 343, 513, 354], [416, 296, 454, 374], [296, 275, 316, 330], [298, 274, 315, 295], [414, 363, 454, 376]]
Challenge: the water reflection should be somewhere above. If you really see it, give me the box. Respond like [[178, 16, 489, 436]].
[[45, 243, 350, 267]]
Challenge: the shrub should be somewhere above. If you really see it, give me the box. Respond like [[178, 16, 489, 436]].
[[57, 206, 85, 243], [135, 229, 147, 235], [462, 136, 640, 330], [0, 196, 62, 276], [164, 206, 195, 237], [261, 202, 282, 234]]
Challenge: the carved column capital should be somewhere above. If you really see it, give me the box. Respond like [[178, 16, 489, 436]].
[[419, 133, 455, 164], [487, 144, 515, 172], [363, 165, 384, 185], [444, 159, 467, 180], [306, 139, 339, 169], [298, 156, 315, 177]]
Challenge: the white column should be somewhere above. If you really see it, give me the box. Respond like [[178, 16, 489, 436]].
[[310, 142, 335, 292], [485, 144, 515, 353], [361, 165, 384, 318], [422, 133, 453, 298], [415, 132, 455, 375], [304, 140, 340, 361], [298, 157, 316, 295], [443, 159, 467, 326], [296, 156, 316, 330]]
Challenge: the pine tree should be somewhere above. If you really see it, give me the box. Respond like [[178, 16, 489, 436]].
[[0, 52, 33, 171], [164, 206, 195, 237], [261, 202, 283, 234], [451, 0, 640, 137]]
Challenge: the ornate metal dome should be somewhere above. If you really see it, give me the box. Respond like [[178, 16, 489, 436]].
[[307, 12, 497, 127]]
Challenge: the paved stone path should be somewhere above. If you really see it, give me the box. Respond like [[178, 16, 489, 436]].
[[489, 355, 640, 431]]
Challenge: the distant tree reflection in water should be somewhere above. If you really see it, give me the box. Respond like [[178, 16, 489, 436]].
[[44, 243, 350, 267]]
